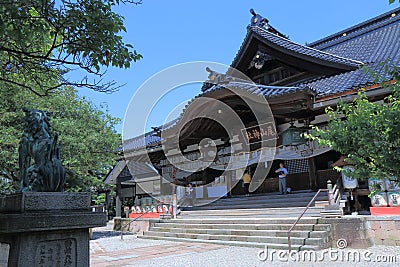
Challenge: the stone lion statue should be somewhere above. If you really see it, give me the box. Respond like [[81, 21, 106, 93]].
[[18, 108, 65, 192]]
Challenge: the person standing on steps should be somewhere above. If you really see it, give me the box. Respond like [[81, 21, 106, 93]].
[[275, 162, 288, 195], [242, 171, 251, 196], [186, 183, 194, 207]]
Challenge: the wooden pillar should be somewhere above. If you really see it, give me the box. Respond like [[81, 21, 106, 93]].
[[354, 189, 361, 211], [202, 171, 208, 198], [172, 183, 177, 218], [308, 157, 317, 190], [226, 171, 232, 197]]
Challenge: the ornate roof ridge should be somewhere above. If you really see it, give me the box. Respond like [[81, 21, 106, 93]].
[[204, 81, 301, 92], [249, 25, 364, 67]]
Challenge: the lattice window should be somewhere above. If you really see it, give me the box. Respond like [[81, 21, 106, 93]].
[[285, 159, 309, 174]]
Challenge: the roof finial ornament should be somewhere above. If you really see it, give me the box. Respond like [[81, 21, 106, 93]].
[[249, 8, 288, 39], [205, 67, 216, 81], [250, 8, 269, 29], [205, 67, 234, 84], [201, 67, 237, 92]]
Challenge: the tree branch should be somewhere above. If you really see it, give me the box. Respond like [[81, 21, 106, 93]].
[[0, 77, 47, 96]]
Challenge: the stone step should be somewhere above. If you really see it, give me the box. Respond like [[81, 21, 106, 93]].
[[152, 223, 331, 231], [180, 207, 324, 218], [139, 235, 321, 251], [198, 197, 328, 207], [207, 191, 326, 201], [182, 206, 323, 213], [167, 217, 319, 225], [314, 201, 330, 207], [151, 227, 329, 238], [313, 224, 332, 231], [143, 191, 334, 251], [142, 202, 332, 251], [144, 230, 310, 245], [304, 237, 332, 246], [192, 191, 328, 203], [320, 210, 343, 218], [200, 195, 327, 205], [184, 202, 320, 211], [186, 194, 329, 211], [192, 195, 327, 205], [309, 230, 330, 239], [179, 213, 323, 219]]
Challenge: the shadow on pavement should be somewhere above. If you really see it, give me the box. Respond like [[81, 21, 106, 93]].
[[91, 230, 134, 240]]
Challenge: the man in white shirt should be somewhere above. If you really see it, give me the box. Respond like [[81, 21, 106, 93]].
[[275, 162, 288, 195]]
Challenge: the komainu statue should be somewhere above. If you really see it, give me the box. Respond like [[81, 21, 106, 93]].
[[18, 108, 66, 192]]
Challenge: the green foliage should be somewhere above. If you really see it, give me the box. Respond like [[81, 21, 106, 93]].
[[0, 84, 121, 193], [0, 179, 16, 195], [0, 0, 142, 95], [307, 65, 400, 182], [95, 194, 106, 205]]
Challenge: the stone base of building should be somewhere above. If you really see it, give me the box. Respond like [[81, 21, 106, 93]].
[[365, 216, 400, 246], [114, 217, 163, 236], [322, 215, 400, 248], [0, 192, 106, 267], [319, 217, 374, 249]]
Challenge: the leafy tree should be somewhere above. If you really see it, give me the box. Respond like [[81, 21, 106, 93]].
[[0, 84, 121, 193], [308, 65, 400, 182], [308, 1, 400, 183], [0, 0, 142, 96]]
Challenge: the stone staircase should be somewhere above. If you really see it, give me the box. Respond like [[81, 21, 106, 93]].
[[140, 217, 332, 251], [139, 191, 334, 250], [183, 190, 329, 211]]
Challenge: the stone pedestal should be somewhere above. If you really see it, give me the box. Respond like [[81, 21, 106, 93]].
[[0, 192, 106, 267]]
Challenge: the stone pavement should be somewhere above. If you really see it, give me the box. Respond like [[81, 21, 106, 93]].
[[91, 237, 225, 267], [90, 222, 226, 267], [90, 223, 400, 267]]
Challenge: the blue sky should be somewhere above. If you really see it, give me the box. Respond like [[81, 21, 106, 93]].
[[74, 0, 399, 137]]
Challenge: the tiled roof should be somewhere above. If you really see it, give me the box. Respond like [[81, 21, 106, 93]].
[[122, 134, 161, 153], [122, 82, 314, 153], [248, 26, 363, 68], [121, 9, 400, 152], [302, 62, 392, 98], [313, 21, 400, 63], [120, 118, 180, 153], [308, 7, 400, 54], [302, 8, 400, 98], [231, 8, 400, 99], [203, 81, 313, 98]]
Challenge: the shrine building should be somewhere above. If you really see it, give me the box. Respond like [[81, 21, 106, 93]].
[[105, 7, 400, 217]]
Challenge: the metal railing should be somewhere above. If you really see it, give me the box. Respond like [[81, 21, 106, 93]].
[[287, 189, 329, 252], [287, 181, 343, 252]]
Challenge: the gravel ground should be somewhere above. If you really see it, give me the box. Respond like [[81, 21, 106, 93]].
[[123, 245, 400, 267], [91, 230, 400, 267]]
